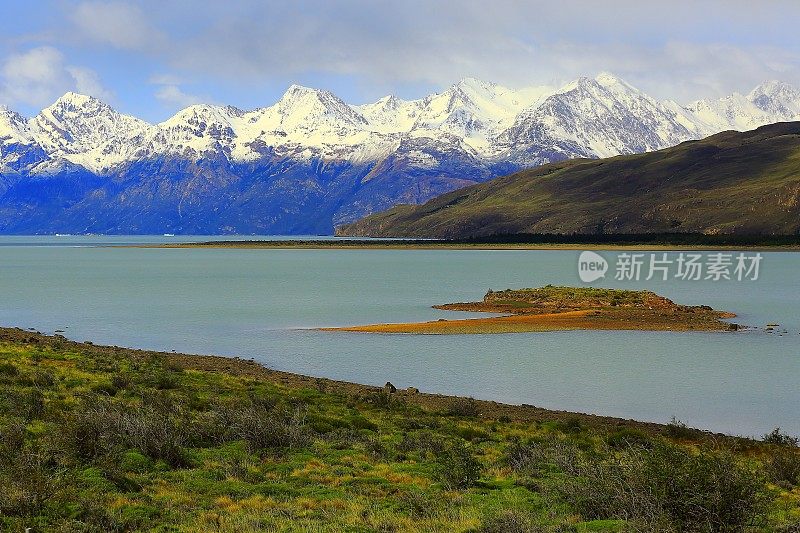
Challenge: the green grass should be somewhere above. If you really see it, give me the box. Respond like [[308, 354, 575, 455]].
[[1, 336, 799, 532], [486, 286, 650, 306]]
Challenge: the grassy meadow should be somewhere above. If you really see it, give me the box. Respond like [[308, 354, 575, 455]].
[[1, 328, 799, 532]]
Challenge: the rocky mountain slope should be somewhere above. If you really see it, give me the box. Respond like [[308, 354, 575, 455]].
[[338, 122, 800, 237], [1, 74, 799, 234]]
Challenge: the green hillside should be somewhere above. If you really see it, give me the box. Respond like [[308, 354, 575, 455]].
[[338, 122, 800, 238]]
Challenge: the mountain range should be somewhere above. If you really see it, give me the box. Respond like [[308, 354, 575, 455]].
[[338, 122, 800, 238], [2, 74, 800, 234]]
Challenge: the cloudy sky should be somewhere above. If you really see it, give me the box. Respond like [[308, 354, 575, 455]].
[[1, 0, 799, 122]]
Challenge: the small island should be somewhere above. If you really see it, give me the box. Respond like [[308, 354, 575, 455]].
[[322, 285, 738, 334]]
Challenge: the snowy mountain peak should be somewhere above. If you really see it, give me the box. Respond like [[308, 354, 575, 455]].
[[50, 91, 99, 107], [2, 76, 800, 235], [2, 75, 799, 178], [26, 92, 152, 172], [159, 104, 237, 150], [373, 94, 404, 109], [274, 84, 367, 127], [0, 106, 33, 145], [556, 75, 602, 95], [749, 80, 797, 97], [278, 84, 343, 110], [279, 84, 325, 102], [453, 77, 497, 93], [595, 72, 622, 85], [161, 103, 233, 126], [594, 72, 641, 94], [748, 80, 800, 117]]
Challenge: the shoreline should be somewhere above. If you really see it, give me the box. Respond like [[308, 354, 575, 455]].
[[0, 325, 751, 441], [133, 240, 800, 251]]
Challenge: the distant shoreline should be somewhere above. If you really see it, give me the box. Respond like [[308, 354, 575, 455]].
[[140, 240, 800, 251], [124, 231, 800, 250]]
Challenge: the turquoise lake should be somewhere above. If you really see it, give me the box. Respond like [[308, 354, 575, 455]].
[[0, 236, 798, 437]]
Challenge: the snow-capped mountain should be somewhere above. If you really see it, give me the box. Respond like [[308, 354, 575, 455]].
[[496, 74, 706, 165], [1, 74, 799, 234], [27, 92, 154, 172], [685, 81, 800, 133]]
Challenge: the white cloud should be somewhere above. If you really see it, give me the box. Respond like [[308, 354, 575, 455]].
[[80, 0, 791, 105], [1, 46, 66, 107], [149, 73, 183, 86], [66, 66, 113, 101], [45, 0, 800, 107], [70, 1, 162, 50], [0, 46, 112, 109], [152, 79, 210, 110]]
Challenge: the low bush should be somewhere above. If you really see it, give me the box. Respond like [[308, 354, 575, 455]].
[[63, 400, 189, 467], [194, 401, 311, 452], [435, 440, 482, 489], [395, 430, 447, 457], [446, 397, 480, 417], [0, 361, 19, 377], [763, 427, 799, 447], [606, 428, 653, 450], [665, 417, 699, 440], [506, 436, 583, 477], [766, 448, 800, 487], [555, 442, 768, 532], [0, 417, 26, 464], [0, 447, 65, 522], [555, 416, 583, 434]]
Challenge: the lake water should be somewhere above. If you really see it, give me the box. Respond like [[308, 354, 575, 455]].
[[1, 236, 798, 437]]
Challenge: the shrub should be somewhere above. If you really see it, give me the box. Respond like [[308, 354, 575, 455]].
[[478, 511, 579, 533], [556, 416, 583, 434], [397, 490, 441, 518], [435, 441, 482, 489], [364, 391, 394, 409], [773, 520, 800, 533], [606, 428, 653, 450], [0, 447, 64, 521], [446, 397, 480, 418], [455, 425, 489, 442], [395, 430, 446, 457], [194, 401, 310, 452], [506, 436, 583, 477], [0, 361, 19, 377], [665, 417, 698, 440], [110, 373, 131, 391], [63, 401, 189, 467], [555, 442, 768, 532], [92, 381, 119, 396], [0, 417, 26, 464], [13, 389, 45, 420], [763, 427, 799, 447], [154, 372, 179, 390], [30, 368, 55, 387], [767, 449, 800, 487]]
